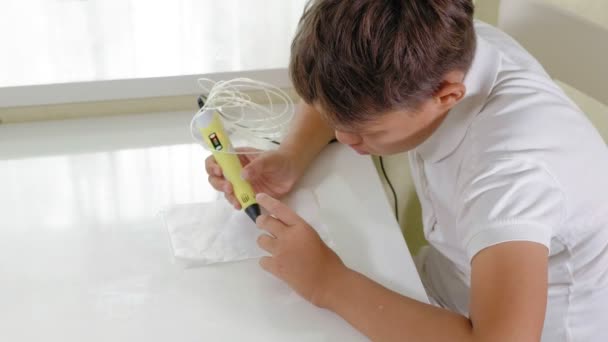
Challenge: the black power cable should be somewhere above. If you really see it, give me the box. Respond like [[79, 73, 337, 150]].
[[379, 156, 399, 222]]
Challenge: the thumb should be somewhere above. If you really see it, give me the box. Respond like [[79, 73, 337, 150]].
[[256, 193, 302, 226]]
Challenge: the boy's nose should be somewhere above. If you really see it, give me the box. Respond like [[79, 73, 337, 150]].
[[335, 130, 363, 145]]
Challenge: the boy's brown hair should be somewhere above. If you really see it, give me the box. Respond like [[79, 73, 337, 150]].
[[290, 0, 476, 127]]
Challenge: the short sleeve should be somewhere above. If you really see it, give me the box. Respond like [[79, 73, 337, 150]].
[[456, 158, 566, 261]]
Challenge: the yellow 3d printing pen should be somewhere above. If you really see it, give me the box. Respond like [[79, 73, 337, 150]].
[[195, 109, 261, 222]]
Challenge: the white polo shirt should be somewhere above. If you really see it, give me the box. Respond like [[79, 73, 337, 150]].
[[412, 22, 608, 341]]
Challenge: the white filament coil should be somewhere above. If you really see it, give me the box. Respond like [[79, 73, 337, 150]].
[[190, 77, 294, 152]]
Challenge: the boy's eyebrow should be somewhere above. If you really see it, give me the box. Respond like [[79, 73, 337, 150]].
[[333, 122, 384, 135], [314, 104, 383, 134]]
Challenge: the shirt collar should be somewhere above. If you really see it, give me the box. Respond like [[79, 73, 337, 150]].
[[415, 37, 501, 163]]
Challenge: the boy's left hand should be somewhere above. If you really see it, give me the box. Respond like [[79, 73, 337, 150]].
[[255, 193, 347, 308]]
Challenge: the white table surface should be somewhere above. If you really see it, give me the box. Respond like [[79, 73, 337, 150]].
[[0, 111, 428, 342]]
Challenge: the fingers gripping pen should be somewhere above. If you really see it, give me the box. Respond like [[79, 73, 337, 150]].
[[194, 109, 261, 222], [191, 78, 293, 222]]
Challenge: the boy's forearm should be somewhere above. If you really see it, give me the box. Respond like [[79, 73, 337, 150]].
[[324, 268, 474, 342], [279, 101, 335, 173]]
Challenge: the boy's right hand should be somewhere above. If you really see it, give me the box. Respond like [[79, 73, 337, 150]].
[[205, 147, 302, 210]]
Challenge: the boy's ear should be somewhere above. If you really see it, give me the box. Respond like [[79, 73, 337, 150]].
[[434, 81, 466, 110]]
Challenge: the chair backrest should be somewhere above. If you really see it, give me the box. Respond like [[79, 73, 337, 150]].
[[498, 0, 608, 106]]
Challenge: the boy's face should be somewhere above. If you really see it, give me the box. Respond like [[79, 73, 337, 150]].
[[320, 98, 453, 156], [318, 72, 466, 156]]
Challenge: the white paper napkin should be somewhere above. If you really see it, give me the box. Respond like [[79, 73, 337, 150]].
[[162, 188, 333, 267]]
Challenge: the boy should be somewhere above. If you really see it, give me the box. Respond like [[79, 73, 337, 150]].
[[206, 1, 608, 340]]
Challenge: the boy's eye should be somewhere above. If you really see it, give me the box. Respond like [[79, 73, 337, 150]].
[[362, 129, 384, 137]]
